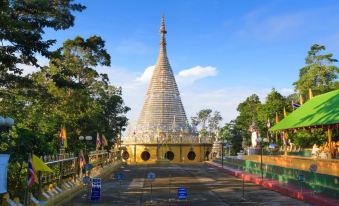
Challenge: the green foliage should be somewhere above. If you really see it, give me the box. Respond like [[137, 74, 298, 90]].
[[293, 44, 339, 96], [191, 109, 222, 138], [220, 121, 242, 155], [0, 0, 85, 85], [0, 36, 129, 197], [289, 129, 327, 148], [235, 94, 261, 140]]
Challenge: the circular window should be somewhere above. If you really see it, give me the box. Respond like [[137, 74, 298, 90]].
[[122, 151, 129, 160], [141, 151, 151, 161], [187, 151, 196, 160], [164, 151, 174, 161]]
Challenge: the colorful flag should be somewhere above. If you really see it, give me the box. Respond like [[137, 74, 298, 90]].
[[275, 112, 279, 124], [292, 100, 300, 109], [28, 155, 35, 188], [59, 127, 67, 148], [266, 118, 271, 128], [283, 107, 287, 118], [309, 88, 314, 99], [32, 154, 53, 173], [328, 127, 332, 143], [79, 150, 85, 169], [299, 94, 304, 105], [102, 134, 108, 147], [96, 132, 101, 150]]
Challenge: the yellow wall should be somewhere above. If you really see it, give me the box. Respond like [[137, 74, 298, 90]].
[[122, 143, 212, 164], [244, 155, 339, 176]]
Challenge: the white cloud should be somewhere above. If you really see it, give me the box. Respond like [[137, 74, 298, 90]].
[[279, 88, 294, 96], [177, 65, 217, 84], [136, 65, 155, 83]]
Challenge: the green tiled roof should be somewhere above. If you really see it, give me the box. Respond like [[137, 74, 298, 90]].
[[270, 89, 339, 131]]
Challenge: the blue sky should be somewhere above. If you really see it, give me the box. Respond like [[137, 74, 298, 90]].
[[27, 0, 339, 124]]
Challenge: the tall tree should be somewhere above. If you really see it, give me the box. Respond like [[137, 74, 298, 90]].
[[293, 44, 339, 96], [235, 94, 261, 139], [197, 109, 212, 131], [0, 0, 85, 86], [208, 111, 223, 136]]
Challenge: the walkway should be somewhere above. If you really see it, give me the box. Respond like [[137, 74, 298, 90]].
[[64, 163, 309, 205], [208, 161, 339, 206]]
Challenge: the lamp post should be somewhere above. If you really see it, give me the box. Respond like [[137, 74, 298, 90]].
[[257, 137, 269, 181], [0, 116, 14, 132], [79, 135, 92, 158], [221, 139, 225, 168]]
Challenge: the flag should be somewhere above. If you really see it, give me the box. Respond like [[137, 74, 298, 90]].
[[299, 94, 304, 105], [266, 118, 271, 128], [309, 88, 314, 99], [28, 155, 35, 188], [102, 134, 108, 147], [96, 132, 101, 150], [275, 112, 279, 124], [328, 127, 332, 143], [59, 127, 68, 148], [283, 107, 287, 118], [292, 100, 300, 109], [79, 150, 85, 169], [32, 155, 53, 173]]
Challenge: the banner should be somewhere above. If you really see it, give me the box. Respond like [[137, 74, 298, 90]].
[[0, 154, 10, 193]]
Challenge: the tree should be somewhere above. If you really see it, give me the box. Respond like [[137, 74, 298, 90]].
[[235, 94, 261, 141], [0, 0, 85, 86], [0, 36, 129, 198], [293, 44, 339, 96], [258, 89, 288, 133], [208, 111, 223, 137], [220, 121, 242, 155], [197, 109, 212, 131], [52, 35, 111, 85]]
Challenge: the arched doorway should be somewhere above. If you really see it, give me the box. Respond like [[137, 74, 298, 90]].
[[122, 151, 129, 160], [141, 151, 151, 161], [164, 151, 174, 161], [187, 151, 196, 160]]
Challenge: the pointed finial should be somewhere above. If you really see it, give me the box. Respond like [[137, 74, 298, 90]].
[[160, 15, 167, 34], [160, 15, 167, 46]]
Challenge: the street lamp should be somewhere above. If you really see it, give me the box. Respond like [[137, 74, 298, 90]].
[[221, 139, 225, 168], [0, 116, 14, 132], [257, 137, 269, 181], [79, 135, 92, 156]]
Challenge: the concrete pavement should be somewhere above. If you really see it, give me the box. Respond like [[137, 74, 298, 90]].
[[64, 163, 310, 206]]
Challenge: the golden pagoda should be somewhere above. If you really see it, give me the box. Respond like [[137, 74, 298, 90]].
[[122, 16, 212, 164]]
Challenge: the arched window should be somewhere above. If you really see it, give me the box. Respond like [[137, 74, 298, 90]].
[[141, 151, 151, 161], [122, 151, 129, 160], [164, 151, 174, 161], [187, 151, 196, 160]]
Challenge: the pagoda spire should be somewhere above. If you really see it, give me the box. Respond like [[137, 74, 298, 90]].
[[135, 16, 189, 137], [160, 15, 167, 46]]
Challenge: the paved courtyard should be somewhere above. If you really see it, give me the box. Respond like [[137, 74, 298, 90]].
[[65, 163, 310, 206]]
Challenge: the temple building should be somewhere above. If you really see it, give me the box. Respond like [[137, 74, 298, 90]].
[[122, 17, 213, 163]]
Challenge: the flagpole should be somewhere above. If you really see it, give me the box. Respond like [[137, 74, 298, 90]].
[[24, 153, 32, 206]]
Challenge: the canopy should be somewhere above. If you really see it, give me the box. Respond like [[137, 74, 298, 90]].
[[270, 89, 339, 131]]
